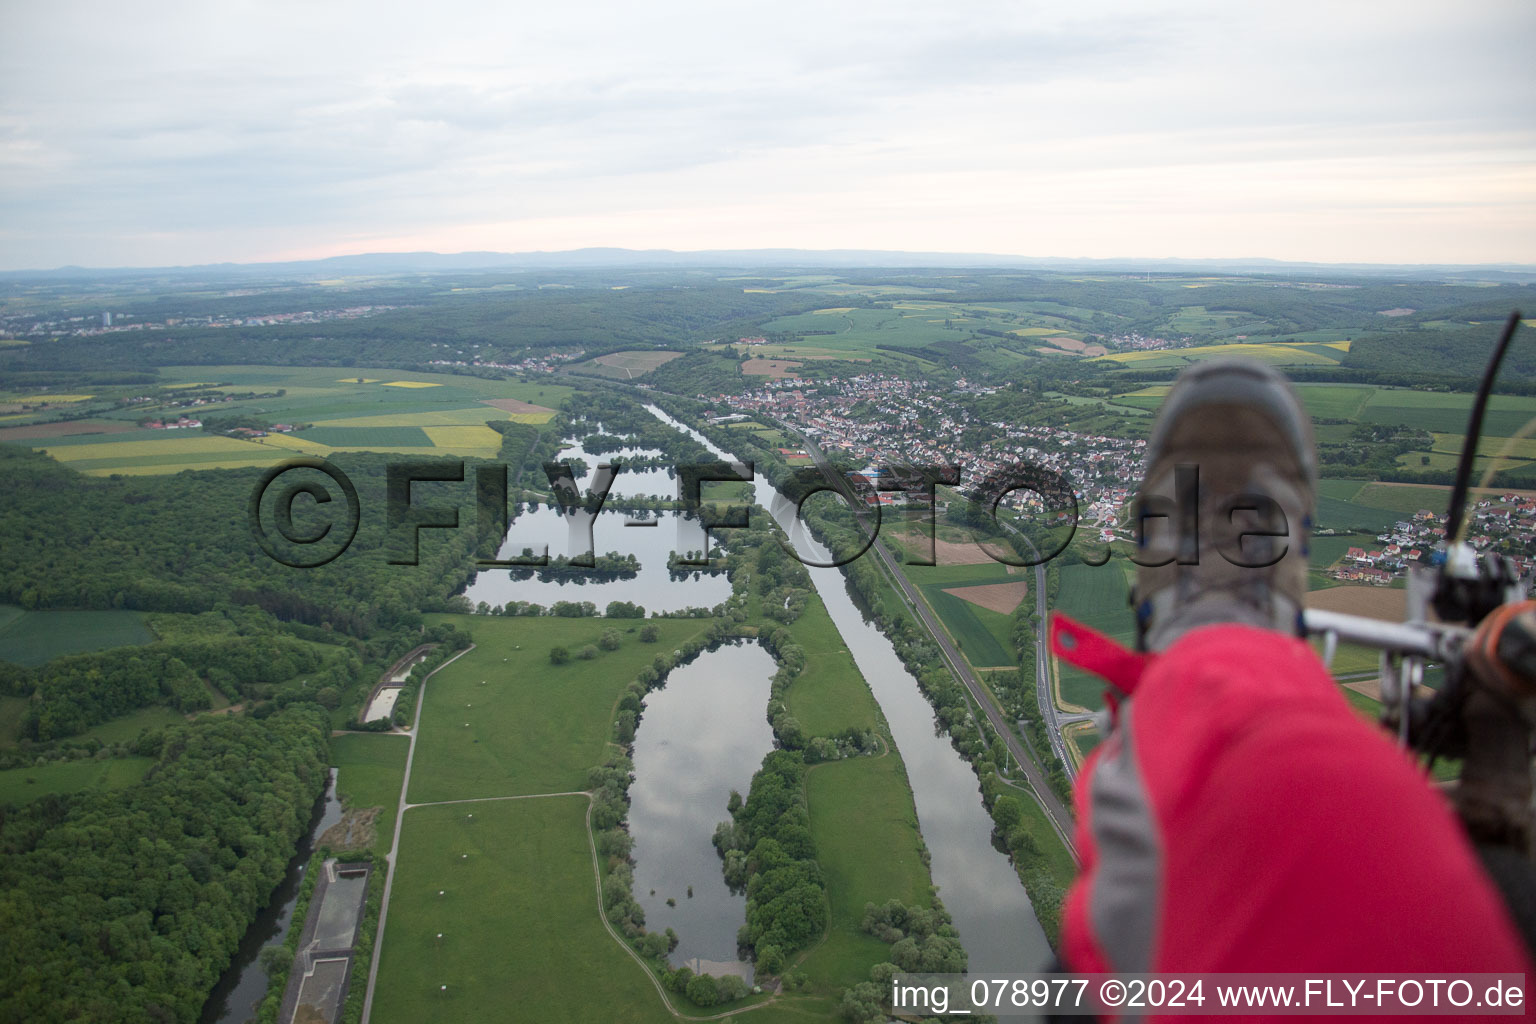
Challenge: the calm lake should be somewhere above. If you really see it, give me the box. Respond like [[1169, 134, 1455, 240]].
[[627, 641, 777, 981]]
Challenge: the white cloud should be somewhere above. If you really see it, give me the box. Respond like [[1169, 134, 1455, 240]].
[[1, 0, 1532, 267]]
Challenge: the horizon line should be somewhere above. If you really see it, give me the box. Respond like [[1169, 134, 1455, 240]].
[[4, 245, 1536, 277]]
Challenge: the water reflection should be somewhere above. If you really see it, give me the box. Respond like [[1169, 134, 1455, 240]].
[[628, 642, 777, 981], [461, 504, 731, 613]]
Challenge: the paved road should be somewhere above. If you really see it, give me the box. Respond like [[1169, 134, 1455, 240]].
[[997, 518, 1082, 783], [785, 427, 1079, 861]]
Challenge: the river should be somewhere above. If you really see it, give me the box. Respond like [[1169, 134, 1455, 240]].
[[199, 768, 343, 1024], [647, 404, 1052, 973]]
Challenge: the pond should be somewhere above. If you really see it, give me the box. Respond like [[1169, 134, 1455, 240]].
[[460, 503, 731, 613], [627, 641, 778, 982]]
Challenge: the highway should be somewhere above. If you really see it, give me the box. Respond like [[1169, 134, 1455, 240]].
[[996, 517, 1092, 783], [785, 426, 1079, 861]]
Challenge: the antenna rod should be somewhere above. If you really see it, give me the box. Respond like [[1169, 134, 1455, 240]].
[[1446, 310, 1523, 545]]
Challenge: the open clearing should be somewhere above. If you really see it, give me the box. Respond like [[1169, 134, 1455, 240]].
[[0, 606, 152, 666], [576, 350, 684, 379], [0, 756, 153, 807]]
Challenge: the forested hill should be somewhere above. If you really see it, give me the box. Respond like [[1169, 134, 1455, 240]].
[[0, 445, 482, 632], [0, 282, 823, 375], [0, 706, 329, 1024]]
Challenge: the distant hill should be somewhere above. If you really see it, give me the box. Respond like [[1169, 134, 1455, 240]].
[[4, 248, 1534, 282]]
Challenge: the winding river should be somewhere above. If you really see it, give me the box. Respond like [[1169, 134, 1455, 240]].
[[648, 405, 1052, 973]]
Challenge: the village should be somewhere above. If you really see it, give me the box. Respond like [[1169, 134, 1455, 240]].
[[1331, 499, 1536, 584], [709, 372, 1143, 535], [709, 373, 1536, 586]]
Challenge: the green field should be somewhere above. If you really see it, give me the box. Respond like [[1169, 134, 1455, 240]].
[[408, 615, 710, 803], [757, 307, 948, 355], [0, 606, 152, 666], [371, 797, 674, 1024], [1313, 489, 1407, 533], [794, 752, 933, 1006], [575, 350, 685, 379], [0, 756, 152, 807], [298, 425, 434, 447], [79, 706, 185, 745], [0, 696, 28, 745], [920, 585, 1016, 668], [1359, 390, 1536, 436], [8, 365, 571, 475], [1352, 482, 1464, 516], [1052, 562, 1135, 712], [1294, 384, 1376, 420], [780, 594, 884, 737], [1309, 531, 1368, 570], [331, 732, 411, 855]]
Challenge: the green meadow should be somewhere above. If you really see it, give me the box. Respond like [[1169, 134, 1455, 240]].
[[331, 732, 410, 855], [792, 751, 933, 1011], [779, 594, 885, 737], [409, 614, 711, 803], [370, 797, 674, 1024], [0, 606, 152, 666], [0, 756, 153, 807]]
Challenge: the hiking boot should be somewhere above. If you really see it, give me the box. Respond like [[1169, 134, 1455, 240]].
[[1131, 358, 1317, 651]]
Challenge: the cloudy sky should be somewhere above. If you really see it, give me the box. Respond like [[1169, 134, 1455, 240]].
[[2, 0, 1532, 269]]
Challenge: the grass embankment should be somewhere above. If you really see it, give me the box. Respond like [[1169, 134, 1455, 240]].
[[331, 732, 410, 855]]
